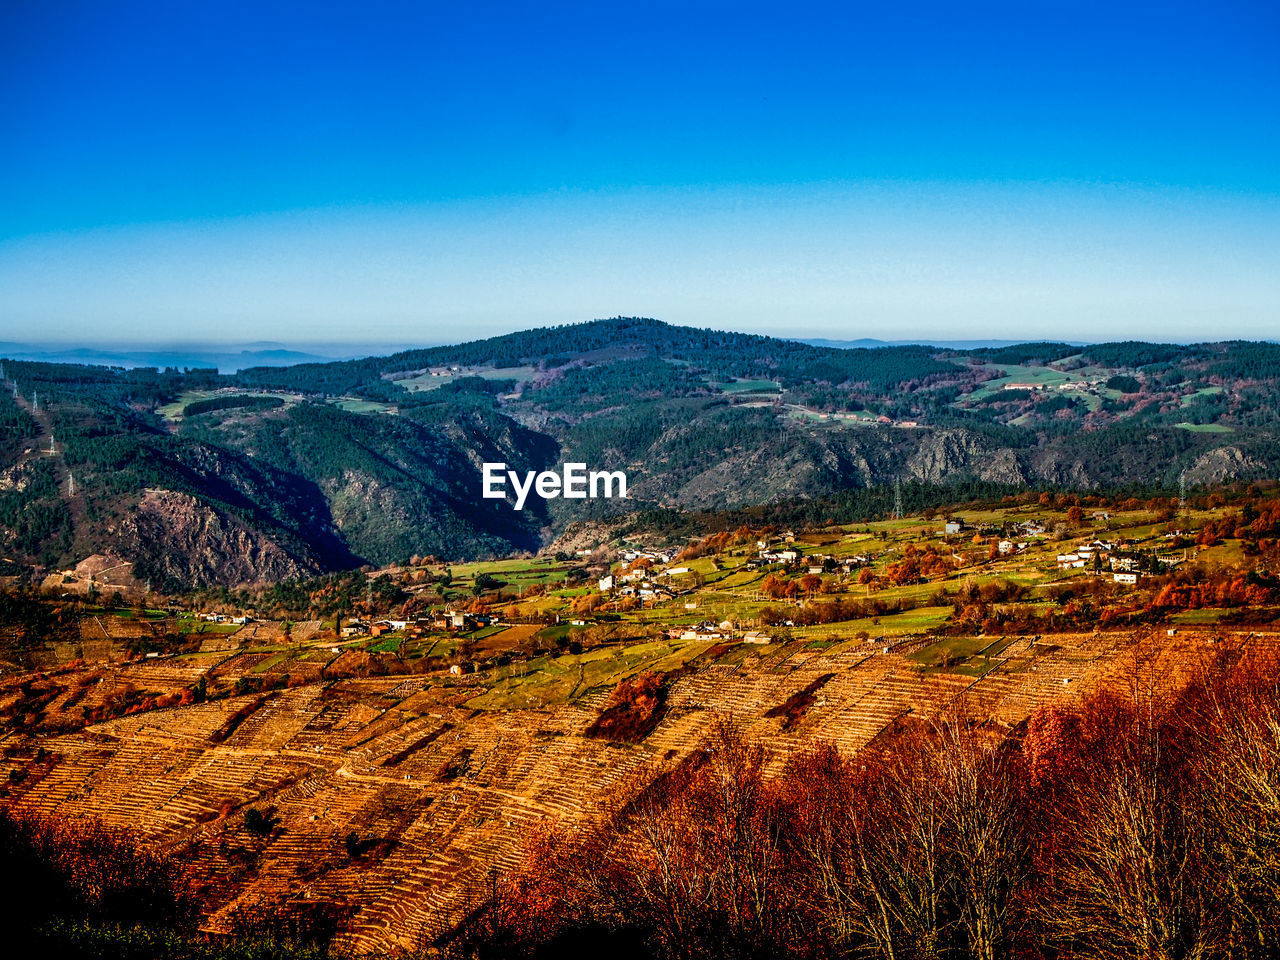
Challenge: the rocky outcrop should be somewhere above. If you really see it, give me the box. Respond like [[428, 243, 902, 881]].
[[1186, 445, 1268, 485], [908, 430, 1029, 485], [112, 489, 321, 588]]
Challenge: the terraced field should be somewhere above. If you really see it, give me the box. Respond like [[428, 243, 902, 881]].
[[3, 624, 1265, 954]]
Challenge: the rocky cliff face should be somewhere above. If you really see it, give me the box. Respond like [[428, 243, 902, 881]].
[[1186, 445, 1269, 485], [555, 417, 1275, 518], [41, 413, 1280, 588], [112, 489, 322, 588], [908, 430, 1030, 485]]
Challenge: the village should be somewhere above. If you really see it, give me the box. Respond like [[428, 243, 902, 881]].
[[13, 490, 1232, 689]]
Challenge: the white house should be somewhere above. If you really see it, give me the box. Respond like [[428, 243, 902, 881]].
[[1113, 572, 1140, 586], [674, 628, 721, 641], [598, 575, 614, 592]]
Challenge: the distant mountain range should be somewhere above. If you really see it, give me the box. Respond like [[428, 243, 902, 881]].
[[1, 317, 1276, 588], [0, 341, 427, 373], [0, 337, 1088, 372]]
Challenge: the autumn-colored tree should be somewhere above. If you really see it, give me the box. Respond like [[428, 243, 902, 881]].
[[886, 556, 921, 586], [761, 574, 789, 600]]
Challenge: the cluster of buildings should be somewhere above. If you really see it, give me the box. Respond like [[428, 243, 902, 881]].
[[1052, 538, 1180, 586], [198, 612, 253, 624], [1056, 539, 1119, 570], [753, 545, 800, 565], [665, 621, 772, 645], [743, 536, 872, 575], [1002, 379, 1094, 393], [340, 610, 494, 639], [598, 570, 676, 602], [750, 533, 809, 568], [618, 545, 677, 565]]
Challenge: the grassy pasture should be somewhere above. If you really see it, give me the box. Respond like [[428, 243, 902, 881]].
[[713, 378, 781, 394], [395, 365, 539, 392], [960, 363, 1074, 402], [1174, 422, 1233, 433], [328, 398, 397, 415], [159, 389, 302, 421]]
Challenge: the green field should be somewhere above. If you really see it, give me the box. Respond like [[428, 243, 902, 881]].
[[176, 621, 242, 635], [714, 378, 781, 395], [328, 398, 397, 415], [907, 635, 1018, 676], [368, 635, 405, 653], [395, 365, 538, 392], [159, 390, 301, 421], [1180, 385, 1225, 406], [464, 639, 709, 710], [1174, 422, 1233, 433], [961, 363, 1075, 401], [249, 651, 292, 673], [1168, 608, 1234, 624]]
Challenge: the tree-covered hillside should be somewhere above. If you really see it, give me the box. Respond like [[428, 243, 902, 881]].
[[1, 318, 1277, 585]]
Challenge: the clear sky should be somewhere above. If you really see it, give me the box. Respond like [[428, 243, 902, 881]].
[[2, 0, 1277, 345]]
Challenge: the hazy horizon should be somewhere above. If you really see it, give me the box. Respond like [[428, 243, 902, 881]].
[[4, 322, 1275, 354], [2, 2, 1277, 344]]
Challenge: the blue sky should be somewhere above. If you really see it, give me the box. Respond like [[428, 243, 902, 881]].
[[2, 0, 1277, 344]]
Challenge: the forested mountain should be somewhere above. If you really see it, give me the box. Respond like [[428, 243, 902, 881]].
[[2, 318, 1277, 587]]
